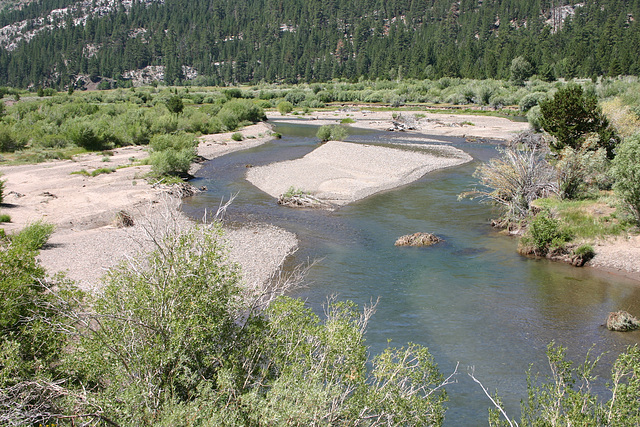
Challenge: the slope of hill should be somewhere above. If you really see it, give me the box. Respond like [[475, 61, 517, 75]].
[[0, 0, 639, 88]]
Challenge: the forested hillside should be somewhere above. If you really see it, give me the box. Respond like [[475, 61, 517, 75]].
[[0, 0, 639, 88]]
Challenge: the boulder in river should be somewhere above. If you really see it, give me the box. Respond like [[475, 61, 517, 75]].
[[395, 232, 442, 247], [606, 311, 640, 332]]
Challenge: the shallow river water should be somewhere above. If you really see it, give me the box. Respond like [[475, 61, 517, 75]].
[[182, 121, 640, 425]]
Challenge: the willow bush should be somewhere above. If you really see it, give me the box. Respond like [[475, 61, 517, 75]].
[[461, 147, 558, 221], [613, 133, 640, 224]]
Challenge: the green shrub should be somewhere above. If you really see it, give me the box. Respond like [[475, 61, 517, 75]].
[[340, 118, 355, 124], [316, 124, 348, 142], [277, 100, 294, 115], [558, 143, 612, 200], [613, 133, 640, 224], [573, 244, 595, 259], [166, 95, 184, 116], [525, 210, 571, 254], [10, 220, 55, 250], [0, 176, 4, 204], [63, 223, 448, 425], [519, 92, 548, 112], [220, 99, 265, 123], [527, 105, 543, 131], [223, 88, 243, 99], [231, 132, 243, 141], [0, 213, 10, 222], [540, 84, 620, 159], [216, 109, 239, 131], [91, 167, 115, 177], [149, 133, 197, 176], [485, 343, 640, 426], [0, 123, 23, 152], [284, 91, 306, 105]]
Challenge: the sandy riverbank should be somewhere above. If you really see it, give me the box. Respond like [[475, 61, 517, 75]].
[[0, 122, 296, 292], [268, 109, 529, 141], [2, 112, 639, 285]]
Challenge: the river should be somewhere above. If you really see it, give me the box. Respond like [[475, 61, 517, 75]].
[[182, 121, 640, 425]]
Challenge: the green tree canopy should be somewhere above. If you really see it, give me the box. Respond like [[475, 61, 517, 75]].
[[539, 84, 619, 159], [165, 95, 184, 116]]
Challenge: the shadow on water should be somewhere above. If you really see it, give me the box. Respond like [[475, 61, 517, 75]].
[[182, 121, 640, 425]]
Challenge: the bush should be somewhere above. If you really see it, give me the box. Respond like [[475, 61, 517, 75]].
[[231, 132, 243, 141], [527, 105, 543, 131], [10, 220, 55, 250], [0, 176, 4, 204], [0, 222, 79, 419], [316, 124, 348, 142], [0, 213, 9, 222], [216, 108, 239, 131], [284, 90, 306, 105], [556, 145, 612, 199], [524, 209, 571, 255], [519, 92, 548, 112], [613, 133, 640, 224], [149, 133, 197, 176], [461, 147, 558, 220], [217, 99, 265, 123], [540, 84, 620, 159], [223, 88, 243, 99], [277, 100, 294, 115], [64, 223, 449, 425], [166, 95, 184, 116], [484, 343, 640, 426], [574, 243, 595, 259], [0, 123, 24, 152]]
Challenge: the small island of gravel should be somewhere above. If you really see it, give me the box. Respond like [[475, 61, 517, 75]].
[[246, 140, 472, 206]]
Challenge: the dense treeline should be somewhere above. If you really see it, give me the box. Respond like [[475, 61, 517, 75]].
[[1, 0, 640, 88]]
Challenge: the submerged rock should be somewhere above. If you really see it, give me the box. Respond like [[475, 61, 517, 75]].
[[606, 311, 640, 332], [395, 232, 442, 247]]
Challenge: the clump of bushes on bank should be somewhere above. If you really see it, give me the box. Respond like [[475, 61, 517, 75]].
[[0, 90, 265, 168], [148, 133, 198, 177], [317, 124, 348, 142], [465, 78, 640, 266]]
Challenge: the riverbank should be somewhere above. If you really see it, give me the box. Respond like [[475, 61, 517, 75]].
[[1, 122, 296, 292], [2, 112, 639, 285], [268, 109, 529, 141]]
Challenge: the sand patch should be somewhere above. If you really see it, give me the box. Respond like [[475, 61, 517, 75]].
[[246, 140, 471, 206], [269, 110, 528, 141]]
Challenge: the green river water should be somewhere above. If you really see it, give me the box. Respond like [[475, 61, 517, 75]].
[[182, 121, 640, 425]]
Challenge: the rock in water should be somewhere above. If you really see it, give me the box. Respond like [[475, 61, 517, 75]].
[[395, 232, 442, 247], [606, 311, 640, 331]]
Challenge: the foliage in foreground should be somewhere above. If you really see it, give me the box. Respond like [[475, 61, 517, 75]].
[[487, 343, 640, 427], [0, 224, 81, 425], [2, 218, 640, 425], [1, 221, 451, 426]]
